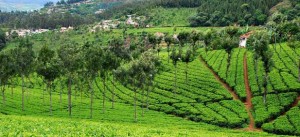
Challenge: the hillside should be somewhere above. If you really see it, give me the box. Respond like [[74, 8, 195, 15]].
[[0, 0, 300, 136], [1, 23, 300, 136]]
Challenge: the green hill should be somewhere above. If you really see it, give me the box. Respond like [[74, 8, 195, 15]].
[[1, 27, 300, 135]]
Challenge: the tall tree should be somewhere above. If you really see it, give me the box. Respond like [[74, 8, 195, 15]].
[[170, 48, 182, 95], [248, 31, 273, 105], [99, 49, 117, 113], [83, 44, 103, 118], [0, 29, 6, 51], [190, 31, 201, 53], [0, 52, 14, 106], [115, 50, 159, 122], [203, 30, 215, 55], [182, 49, 194, 84], [177, 32, 190, 47], [57, 43, 82, 116], [36, 45, 60, 115], [108, 37, 130, 109], [11, 39, 35, 111], [164, 35, 173, 63]]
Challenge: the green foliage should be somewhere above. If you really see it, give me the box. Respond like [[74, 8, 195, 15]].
[[57, 43, 82, 77], [248, 31, 273, 73], [11, 39, 35, 77], [170, 48, 182, 66], [145, 8, 197, 27], [0, 29, 6, 51], [252, 92, 298, 127], [177, 32, 190, 47], [36, 45, 60, 82], [82, 44, 103, 79], [0, 12, 95, 29], [201, 48, 247, 100], [0, 52, 14, 85], [189, 0, 281, 26], [262, 103, 300, 136]]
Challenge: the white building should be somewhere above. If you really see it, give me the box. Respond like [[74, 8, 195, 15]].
[[239, 31, 253, 48], [60, 26, 73, 33], [126, 15, 139, 27]]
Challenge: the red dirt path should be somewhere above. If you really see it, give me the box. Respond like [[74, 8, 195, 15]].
[[291, 96, 300, 107], [200, 56, 261, 131], [243, 53, 257, 131], [199, 57, 239, 100]]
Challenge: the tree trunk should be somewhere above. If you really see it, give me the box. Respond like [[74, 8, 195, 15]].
[[298, 58, 300, 82], [185, 62, 188, 84], [2, 85, 5, 107], [146, 85, 149, 110], [10, 79, 14, 98], [80, 86, 83, 105], [263, 75, 268, 105], [43, 83, 46, 104], [102, 78, 106, 113], [1, 79, 5, 106], [49, 81, 52, 116], [89, 79, 93, 119], [226, 54, 231, 78], [174, 64, 177, 96], [263, 87, 267, 105], [60, 79, 63, 111], [68, 78, 72, 117], [21, 75, 25, 111], [142, 87, 144, 117], [254, 59, 260, 90], [167, 46, 170, 63], [112, 76, 115, 109], [134, 87, 137, 122]]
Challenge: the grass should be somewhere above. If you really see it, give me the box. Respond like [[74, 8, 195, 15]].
[[146, 7, 198, 27], [0, 85, 278, 137]]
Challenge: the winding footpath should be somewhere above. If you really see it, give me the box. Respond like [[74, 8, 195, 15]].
[[243, 52, 258, 131], [199, 54, 260, 131], [199, 57, 239, 100]]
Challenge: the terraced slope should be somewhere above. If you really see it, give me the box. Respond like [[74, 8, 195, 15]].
[[1, 45, 300, 136], [200, 45, 300, 136]]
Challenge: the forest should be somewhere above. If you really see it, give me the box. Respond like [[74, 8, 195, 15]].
[[0, 0, 299, 29]]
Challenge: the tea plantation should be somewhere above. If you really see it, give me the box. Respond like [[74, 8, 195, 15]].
[[1, 44, 300, 136]]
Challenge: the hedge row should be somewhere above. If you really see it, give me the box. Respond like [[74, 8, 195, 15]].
[[269, 45, 300, 93], [200, 48, 247, 100], [252, 92, 298, 127], [262, 104, 300, 136], [247, 52, 265, 96]]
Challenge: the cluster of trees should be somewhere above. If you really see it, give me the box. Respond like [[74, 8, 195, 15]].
[[0, 11, 96, 29], [266, 19, 300, 50], [248, 31, 273, 105], [152, 0, 202, 8], [189, 0, 282, 26], [0, 35, 162, 121], [268, 0, 300, 24], [0, 29, 6, 50]]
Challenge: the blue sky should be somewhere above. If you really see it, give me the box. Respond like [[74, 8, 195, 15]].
[[0, 0, 60, 5], [0, 0, 60, 11]]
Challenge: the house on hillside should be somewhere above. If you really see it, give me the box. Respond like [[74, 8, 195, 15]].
[[126, 15, 139, 27], [60, 26, 74, 33], [239, 31, 253, 48]]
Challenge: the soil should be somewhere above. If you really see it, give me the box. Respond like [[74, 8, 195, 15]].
[[243, 53, 257, 131], [200, 57, 239, 100]]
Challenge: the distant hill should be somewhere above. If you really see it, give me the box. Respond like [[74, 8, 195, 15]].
[[0, 0, 59, 11]]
